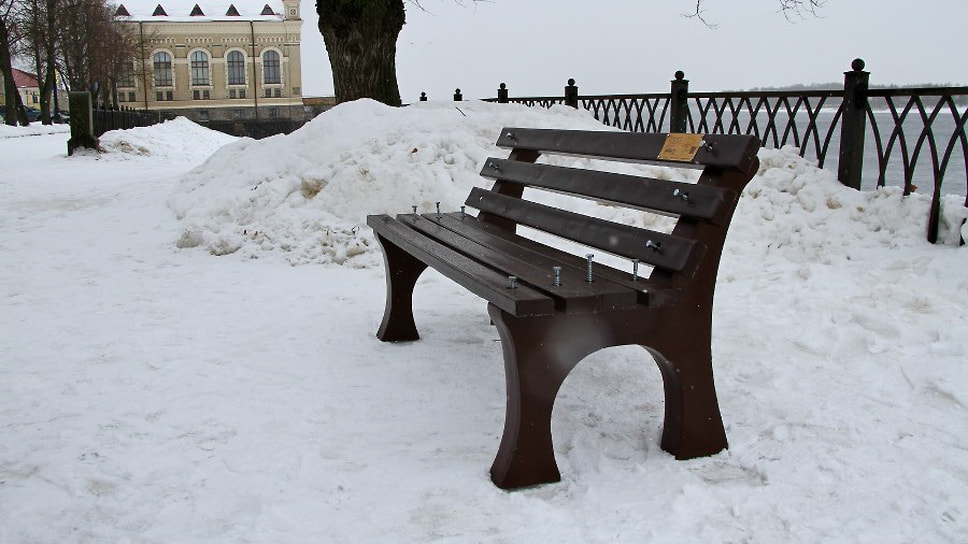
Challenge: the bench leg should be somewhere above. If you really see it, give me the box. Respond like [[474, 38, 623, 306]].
[[374, 234, 428, 342], [646, 341, 728, 460], [487, 304, 608, 489]]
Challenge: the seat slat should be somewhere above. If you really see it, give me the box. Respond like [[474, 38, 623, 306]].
[[367, 215, 555, 317], [465, 188, 706, 275], [495, 128, 761, 172], [480, 158, 736, 224], [435, 213, 682, 307], [406, 214, 638, 313]]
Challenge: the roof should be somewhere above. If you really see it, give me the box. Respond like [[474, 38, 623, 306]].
[[115, 1, 287, 21], [12, 68, 39, 89]]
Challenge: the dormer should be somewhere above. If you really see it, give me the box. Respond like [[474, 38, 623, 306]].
[[225, 4, 240, 16], [152, 4, 167, 16], [114, 4, 130, 17], [190, 4, 204, 16]]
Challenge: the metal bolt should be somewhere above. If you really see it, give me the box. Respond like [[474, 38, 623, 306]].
[[412, 205, 418, 216], [489, 162, 501, 171], [460, 205, 466, 217], [435, 201, 441, 218], [645, 240, 662, 253], [673, 188, 690, 201], [553, 266, 562, 287], [632, 259, 640, 281], [586, 253, 594, 283], [700, 139, 714, 152], [506, 131, 515, 140], [508, 275, 517, 289]]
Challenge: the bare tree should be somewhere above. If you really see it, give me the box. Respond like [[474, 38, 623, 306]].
[[1, 0, 30, 125], [56, 0, 136, 105], [686, 0, 825, 26], [21, 0, 60, 123]]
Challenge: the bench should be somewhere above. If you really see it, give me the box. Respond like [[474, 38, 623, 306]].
[[366, 128, 760, 489]]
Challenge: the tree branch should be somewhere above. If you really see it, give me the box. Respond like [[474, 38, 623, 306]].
[[685, 0, 825, 27]]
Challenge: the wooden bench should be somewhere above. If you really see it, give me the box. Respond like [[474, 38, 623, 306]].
[[366, 128, 760, 489]]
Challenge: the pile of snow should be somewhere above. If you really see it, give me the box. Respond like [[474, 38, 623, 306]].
[[169, 100, 967, 267], [99, 116, 236, 162]]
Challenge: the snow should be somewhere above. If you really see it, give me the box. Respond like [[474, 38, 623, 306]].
[[1, 101, 966, 543]]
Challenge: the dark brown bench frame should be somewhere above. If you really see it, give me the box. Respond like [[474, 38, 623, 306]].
[[367, 128, 760, 489]]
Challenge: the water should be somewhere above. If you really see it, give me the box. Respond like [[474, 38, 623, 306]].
[[593, 100, 968, 200]]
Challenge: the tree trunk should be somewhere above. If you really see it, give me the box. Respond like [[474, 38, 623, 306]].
[[316, 0, 405, 107], [0, 15, 20, 126]]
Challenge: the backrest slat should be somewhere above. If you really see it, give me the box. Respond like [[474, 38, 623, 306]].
[[465, 187, 706, 275], [495, 128, 760, 172], [480, 158, 737, 224]]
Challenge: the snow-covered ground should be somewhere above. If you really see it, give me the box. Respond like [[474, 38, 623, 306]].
[[1, 101, 966, 543]]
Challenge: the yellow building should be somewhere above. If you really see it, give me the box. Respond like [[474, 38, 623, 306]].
[[115, 0, 304, 122]]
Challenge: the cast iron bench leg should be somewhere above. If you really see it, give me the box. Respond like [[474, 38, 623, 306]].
[[646, 339, 728, 460], [486, 304, 617, 489], [374, 234, 428, 342]]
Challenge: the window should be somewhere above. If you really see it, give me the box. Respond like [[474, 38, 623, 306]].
[[128, 91, 136, 102], [153, 51, 172, 87], [268, 107, 279, 118], [264, 89, 272, 98], [262, 50, 281, 84], [190, 51, 210, 86], [274, 88, 281, 98], [119, 60, 135, 88], [227, 50, 245, 85]]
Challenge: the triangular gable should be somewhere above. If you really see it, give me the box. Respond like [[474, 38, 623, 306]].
[[114, 4, 130, 17], [152, 4, 167, 16], [190, 4, 204, 16], [260, 4, 275, 15], [225, 4, 240, 16]]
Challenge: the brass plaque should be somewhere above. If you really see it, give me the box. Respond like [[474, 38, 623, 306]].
[[658, 133, 704, 162]]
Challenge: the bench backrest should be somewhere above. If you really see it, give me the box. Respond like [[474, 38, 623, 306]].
[[472, 128, 760, 290]]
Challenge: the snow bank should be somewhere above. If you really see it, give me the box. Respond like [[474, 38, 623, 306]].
[[169, 99, 966, 267], [99, 116, 236, 162], [169, 100, 621, 265], [0, 122, 70, 138]]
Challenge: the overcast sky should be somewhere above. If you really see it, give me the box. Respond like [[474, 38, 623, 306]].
[[299, 0, 968, 101]]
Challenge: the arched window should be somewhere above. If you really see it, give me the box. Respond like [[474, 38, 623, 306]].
[[263, 50, 281, 84], [227, 50, 246, 85], [190, 51, 210, 86], [152, 51, 172, 87]]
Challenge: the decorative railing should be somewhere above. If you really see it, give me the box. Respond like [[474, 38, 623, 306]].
[[92, 103, 170, 137], [472, 60, 967, 244]]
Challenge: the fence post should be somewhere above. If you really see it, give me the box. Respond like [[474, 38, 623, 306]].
[[498, 83, 509, 103], [454, 88, 463, 101], [564, 78, 578, 108], [67, 91, 98, 156], [838, 58, 869, 190], [670, 70, 689, 133]]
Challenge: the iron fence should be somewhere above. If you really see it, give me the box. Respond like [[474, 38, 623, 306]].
[[92, 104, 171, 137], [476, 59, 967, 244]]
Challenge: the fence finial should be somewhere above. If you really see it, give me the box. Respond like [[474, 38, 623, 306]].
[[565, 78, 578, 108], [851, 58, 866, 72], [498, 83, 509, 103], [419, 92, 428, 102], [454, 88, 463, 101]]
